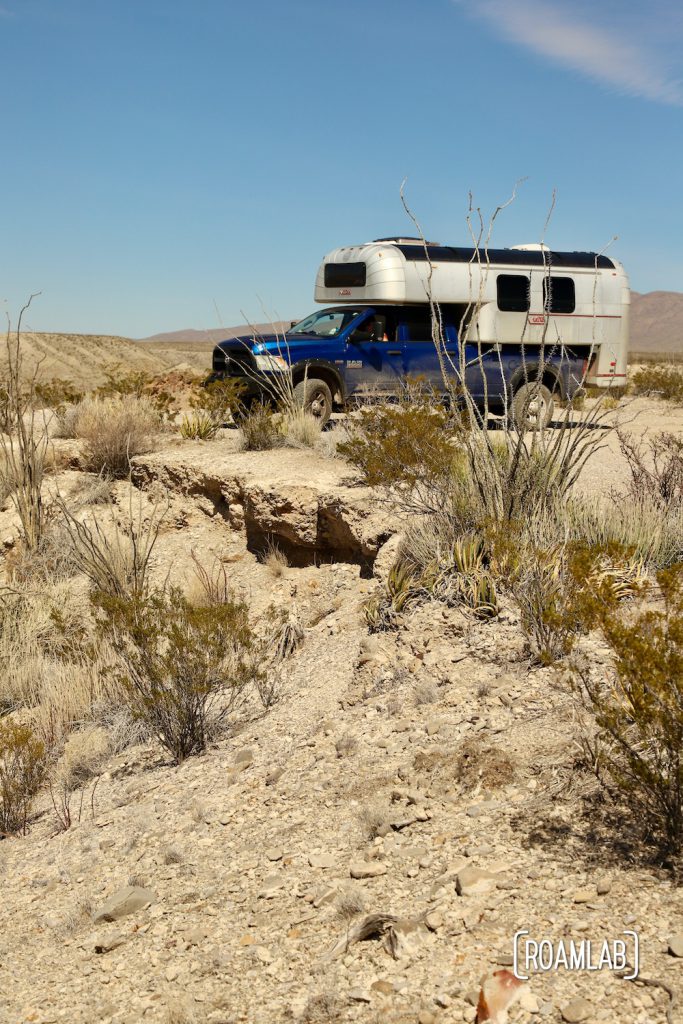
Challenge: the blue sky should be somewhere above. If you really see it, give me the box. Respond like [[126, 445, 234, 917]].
[[1, 0, 682, 337]]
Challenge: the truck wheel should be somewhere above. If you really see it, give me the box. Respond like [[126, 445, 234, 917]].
[[293, 378, 333, 426], [511, 383, 554, 431]]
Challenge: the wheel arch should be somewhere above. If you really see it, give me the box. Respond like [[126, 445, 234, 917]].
[[291, 361, 346, 404]]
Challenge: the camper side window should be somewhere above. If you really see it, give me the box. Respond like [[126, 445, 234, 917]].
[[497, 275, 530, 313], [543, 276, 575, 314]]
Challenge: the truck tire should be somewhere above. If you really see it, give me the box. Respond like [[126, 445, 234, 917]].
[[511, 382, 554, 431], [293, 378, 333, 426]]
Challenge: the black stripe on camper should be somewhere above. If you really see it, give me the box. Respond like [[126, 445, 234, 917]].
[[395, 245, 615, 270]]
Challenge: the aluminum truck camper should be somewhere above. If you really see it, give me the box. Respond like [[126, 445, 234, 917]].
[[212, 236, 629, 429]]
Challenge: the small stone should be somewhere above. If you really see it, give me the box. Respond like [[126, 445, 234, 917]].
[[92, 886, 155, 924], [93, 930, 126, 954], [668, 934, 683, 958], [234, 747, 254, 766], [520, 989, 540, 1012], [165, 965, 180, 982], [596, 878, 612, 896], [418, 1012, 436, 1024], [309, 853, 336, 869], [456, 867, 500, 897], [573, 888, 595, 903], [371, 980, 394, 995], [348, 987, 372, 1003], [434, 992, 451, 1008], [266, 848, 283, 862], [425, 911, 443, 931], [350, 861, 387, 879], [561, 997, 593, 1022], [265, 767, 285, 786]]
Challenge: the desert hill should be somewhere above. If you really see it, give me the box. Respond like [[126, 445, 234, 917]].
[[630, 291, 683, 354], [139, 292, 683, 356], [7, 333, 169, 388]]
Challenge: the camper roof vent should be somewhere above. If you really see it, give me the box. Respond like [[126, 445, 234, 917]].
[[373, 236, 441, 245], [511, 243, 550, 252]]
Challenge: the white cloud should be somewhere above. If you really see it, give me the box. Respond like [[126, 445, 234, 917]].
[[455, 0, 683, 105]]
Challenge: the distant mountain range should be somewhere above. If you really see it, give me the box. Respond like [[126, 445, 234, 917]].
[[630, 291, 683, 353], [137, 291, 683, 354]]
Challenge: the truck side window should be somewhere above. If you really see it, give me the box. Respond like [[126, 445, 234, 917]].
[[543, 276, 575, 314], [402, 314, 433, 341], [497, 274, 530, 312]]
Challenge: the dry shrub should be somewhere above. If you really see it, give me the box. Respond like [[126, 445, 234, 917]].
[[190, 377, 245, 425], [620, 430, 683, 510], [514, 542, 643, 664], [72, 473, 114, 507], [302, 992, 343, 1024], [0, 719, 47, 834], [573, 563, 683, 855], [263, 540, 288, 577], [279, 407, 322, 449], [49, 725, 110, 830], [71, 395, 159, 476], [52, 402, 81, 439], [631, 364, 683, 404], [94, 586, 258, 763], [34, 378, 83, 413], [569, 494, 683, 570], [57, 489, 164, 599], [237, 402, 283, 451], [358, 803, 390, 839], [0, 579, 121, 748], [189, 552, 233, 607], [413, 740, 514, 791]]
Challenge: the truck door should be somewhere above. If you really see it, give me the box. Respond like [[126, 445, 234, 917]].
[[343, 312, 403, 396]]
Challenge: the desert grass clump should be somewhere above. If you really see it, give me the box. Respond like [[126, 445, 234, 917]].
[[573, 563, 683, 856], [94, 586, 258, 763], [179, 411, 218, 440], [263, 540, 288, 577], [631, 364, 683, 404], [279, 407, 323, 449], [569, 494, 683, 570], [0, 719, 48, 834], [57, 489, 164, 599], [237, 401, 283, 451], [71, 395, 159, 477]]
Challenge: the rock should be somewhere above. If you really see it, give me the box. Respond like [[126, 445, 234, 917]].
[[266, 848, 283, 862], [455, 867, 500, 897], [371, 980, 393, 995], [520, 989, 540, 1012], [668, 934, 683, 958], [234, 747, 254, 767], [561, 997, 593, 1022], [573, 888, 595, 903], [417, 1012, 436, 1024], [596, 878, 612, 896], [265, 767, 285, 786], [425, 910, 443, 931], [350, 861, 387, 879], [92, 886, 155, 924], [348, 987, 372, 1003], [93, 930, 127, 954], [309, 852, 336, 869], [373, 533, 402, 582]]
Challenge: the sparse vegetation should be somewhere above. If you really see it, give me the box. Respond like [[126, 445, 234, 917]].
[[94, 586, 258, 763], [70, 395, 160, 477], [573, 563, 683, 855], [0, 719, 48, 834], [631, 364, 683, 404]]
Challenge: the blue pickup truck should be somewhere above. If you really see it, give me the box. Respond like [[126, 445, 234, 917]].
[[211, 303, 585, 430]]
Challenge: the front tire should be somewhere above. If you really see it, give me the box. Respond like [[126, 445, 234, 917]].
[[293, 378, 333, 426], [511, 382, 554, 431]]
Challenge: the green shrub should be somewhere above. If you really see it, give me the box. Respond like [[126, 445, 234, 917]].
[[574, 563, 683, 854], [94, 587, 257, 763], [0, 720, 47, 834], [191, 377, 246, 425], [631, 365, 683, 404], [34, 378, 84, 413]]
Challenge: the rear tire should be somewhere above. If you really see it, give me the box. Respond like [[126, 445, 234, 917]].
[[511, 382, 554, 431], [293, 378, 333, 426]]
